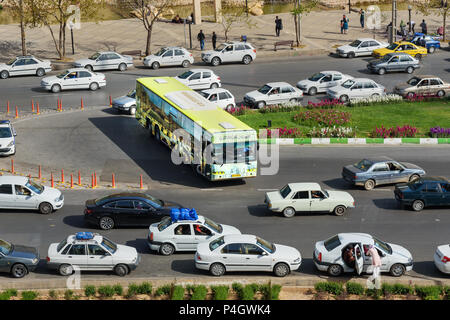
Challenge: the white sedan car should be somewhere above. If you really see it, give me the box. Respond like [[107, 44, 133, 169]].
[[201, 42, 256, 66], [0, 175, 63, 214], [336, 38, 389, 58], [147, 215, 241, 255], [265, 183, 355, 217], [0, 55, 52, 79], [199, 88, 236, 110], [243, 82, 303, 109], [40, 68, 106, 93], [296, 71, 354, 96], [434, 244, 450, 274], [195, 234, 302, 277], [327, 78, 386, 103], [313, 233, 413, 277], [175, 69, 221, 90], [73, 51, 133, 71], [46, 232, 140, 276], [143, 46, 194, 69], [0, 120, 16, 156]]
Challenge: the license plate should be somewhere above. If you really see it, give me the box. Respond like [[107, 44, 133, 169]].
[[232, 174, 241, 177]]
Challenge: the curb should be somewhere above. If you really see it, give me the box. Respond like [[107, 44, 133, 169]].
[[259, 138, 450, 145]]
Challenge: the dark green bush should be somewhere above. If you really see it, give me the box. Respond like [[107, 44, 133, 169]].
[[97, 285, 115, 297], [232, 282, 244, 299], [242, 285, 257, 300], [392, 283, 413, 295], [191, 285, 208, 300], [171, 285, 185, 300], [125, 283, 139, 298], [84, 285, 96, 297], [346, 282, 365, 295], [259, 282, 282, 300], [4, 289, 17, 297], [365, 288, 381, 300], [0, 292, 11, 300], [314, 282, 343, 296], [64, 290, 74, 300], [211, 285, 229, 300], [155, 284, 171, 297], [113, 284, 123, 296], [21, 291, 39, 300], [49, 290, 58, 299], [137, 282, 152, 295], [415, 285, 442, 300], [381, 283, 394, 296]]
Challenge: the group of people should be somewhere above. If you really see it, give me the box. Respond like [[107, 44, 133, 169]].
[[196, 30, 217, 50], [343, 244, 382, 286]]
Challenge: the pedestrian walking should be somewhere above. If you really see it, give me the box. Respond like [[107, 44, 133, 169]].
[[400, 20, 406, 38], [275, 16, 283, 36], [212, 31, 217, 50], [420, 19, 427, 34], [197, 29, 205, 50], [341, 15, 349, 34], [366, 245, 382, 289], [408, 20, 416, 33], [359, 9, 365, 28]]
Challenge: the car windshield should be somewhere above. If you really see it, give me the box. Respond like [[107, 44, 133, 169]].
[[0, 127, 12, 138], [89, 52, 101, 60], [407, 77, 421, 86], [144, 194, 163, 208], [386, 43, 398, 50], [381, 55, 392, 62], [349, 40, 361, 47], [373, 237, 392, 255], [0, 239, 12, 255], [256, 237, 275, 254], [354, 159, 373, 171], [209, 236, 224, 251], [25, 179, 44, 194], [127, 89, 136, 98], [341, 79, 355, 89], [57, 239, 67, 252], [257, 85, 272, 94], [407, 178, 424, 190], [204, 217, 223, 234], [215, 44, 227, 52], [158, 216, 173, 231], [154, 48, 167, 56], [6, 58, 16, 66], [56, 70, 70, 79], [308, 73, 325, 81], [101, 237, 117, 254], [178, 71, 194, 79], [280, 185, 291, 198], [199, 91, 210, 99]]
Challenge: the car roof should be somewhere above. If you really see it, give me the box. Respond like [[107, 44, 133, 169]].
[[17, 55, 36, 59], [357, 38, 381, 42], [173, 215, 205, 224], [96, 192, 154, 202], [288, 182, 321, 190], [224, 234, 256, 243], [66, 68, 94, 72], [412, 75, 439, 79], [353, 78, 376, 82], [337, 233, 374, 243], [0, 175, 28, 184], [201, 88, 230, 94], [0, 120, 11, 128], [363, 156, 394, 163], [97, 51, 120, 54], [385, 52, 412, 56], [266, 82, 293, 87], [419, 176, 449, 183], [187, 68, 215, 73], [318, 71, 341, 75], [67, 233, 103, 244]]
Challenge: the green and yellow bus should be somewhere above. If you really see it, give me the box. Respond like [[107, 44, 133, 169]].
[[135, 76, 257, 181]]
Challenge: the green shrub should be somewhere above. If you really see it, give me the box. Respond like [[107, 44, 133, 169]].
[[381, 283, 394, 296], [155, 284, 171, 297], [211, 285, 229, 300], [21, 291, 39, 300], [113, 284, 123, 296], [0, 292, 11, 300], [125, 283, 139, 298], [97, 285, 115, 297], [137, 282, 152, 295], [49, 290, 58, 299], [191, 285, 208, 300], [443, 286, 450, 299], [314, 282, 343, 296], [4, 289, 17, 297], [259, 283, 282, 300], [365, 288, 381, 300], [346, 282, 365, 295], [242, 285, 257, 300], [84, 285, 96, 297], [232, 282, 244, 299], [392, 283, 414, 295], [64, 290, 74, 300], [171, 285, 185, 300], [415, 285, 442, 300]]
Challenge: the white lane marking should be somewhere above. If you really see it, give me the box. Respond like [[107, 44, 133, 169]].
[[436, 219, 440, 222]]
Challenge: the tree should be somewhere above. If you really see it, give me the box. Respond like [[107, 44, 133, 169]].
[[220, 7, 256, 42], [291, 0, 318, 46], [8, 0, 37, 55], [415, 0, 450, 41], [119, 0, 172, 56]]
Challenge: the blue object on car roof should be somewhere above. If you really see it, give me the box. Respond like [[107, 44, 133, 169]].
[[76, 232, 94, 240], [0, 120, 11, 124], [170, 208, 198, 222]]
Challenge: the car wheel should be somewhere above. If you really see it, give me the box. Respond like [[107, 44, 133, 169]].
[[226, 104, 234, 111], [429, 46, 435, 53], [129, 105, 136, 115], [406, 92, 415, 99], [85, 65, 93, 71], [389, 263, 406, 277], [289, 98, 298, 104], [412, 199, 425, 212], [152, 61, 160, 70], [118, 63, 127, 72], [415, 54, 422, 60], [11, 263, 28, 278], [282, 207, 296, 218], [308, 87, 317, 96], [58, 264, 73, 276], [406, 66, 414, 74], [211, 57, 221, 66], [348, 52, 355, 58], [327, 264, 343, 276], [274, 263, 290, 277], [159, 243, 175, 256], [437, 90, 445, 98], [242, 55, 252, 65], [114, 264, 129, 277], [371, 93, 380, 99], [51, 84, 61, 93], [257, 101, 266, 109], [333, 205, 347, 216], [210, 82, 219, 89], [364, 179, 375, 191], [377, 67, 386, 75], [210, 262, 226, 276], [0, 70, 9, 79], [36, 68, 45, 77], [39, 202, 53, 214], [181, 60, 190, 68], [339, 95, 349, 103], [89, 82, 99, 91], [99, 216, 115, 230], [409, 174, 420, 182]]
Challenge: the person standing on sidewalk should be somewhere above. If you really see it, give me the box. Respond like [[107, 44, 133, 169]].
[[420, 19, 427, 34], [212, 31, 217, 50], [197, 30, 206, 50], [359, 9, 365, 28], [275, 16, 283, 36], [342, 15, 349, 34], [366, 245, 382, 289]]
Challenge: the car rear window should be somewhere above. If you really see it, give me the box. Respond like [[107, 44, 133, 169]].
[[354, 159, 373, 171], [209, 236, 225, 251], [324, 235, 341, 251], [158, 216, 172, 231], [57, 239, 67, 252]]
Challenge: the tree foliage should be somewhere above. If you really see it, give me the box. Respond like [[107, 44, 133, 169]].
[[415, 0, 450, 40], [291, 0, 319, 46], [220, 7, 256, 42]]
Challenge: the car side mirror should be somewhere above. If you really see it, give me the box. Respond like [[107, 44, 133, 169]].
[[261, 251, 268, 256]]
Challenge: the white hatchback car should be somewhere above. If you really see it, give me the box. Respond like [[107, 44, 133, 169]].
[[202, 42, 256, 66], [434, 244, 450, 274], [40, 68, 106, 93], [143, 47, 194, 69], [195, 234, 302, 277], [199, 88, 236, 110], [296, 71, 354, 96], [0, 55, 52, 79], [244, 82, 303, 109], [265, 183, 355, 218], [175, 69, 221, 90], [0, 120, 16, 156], [0, 175, 64, 214], [147, 215, 241, 255], [47, 232, 140, 276], [313, 233, 413, 277], [327, 78, 386, 103], [336, 38, 389, 58], [73, 51, 133, 71]]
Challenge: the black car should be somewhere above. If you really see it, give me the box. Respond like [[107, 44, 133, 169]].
[[84, 193, 181, 230], [394, 176, 450, 211], [0, 239, 39, 278]]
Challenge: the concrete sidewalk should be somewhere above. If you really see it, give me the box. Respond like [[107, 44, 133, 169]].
[[0, 9, 447, 63]]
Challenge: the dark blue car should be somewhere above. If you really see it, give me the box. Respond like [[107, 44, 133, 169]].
[[410, 32, 441, 53], [394, 176, 450, 211]]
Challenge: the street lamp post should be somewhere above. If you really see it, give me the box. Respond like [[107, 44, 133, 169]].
[[246, 0, 248, 17], [348, 0, 351, 14], [408, 5, 412, 33], [69, 22, 75, 55], [187, 16, 193, 50]]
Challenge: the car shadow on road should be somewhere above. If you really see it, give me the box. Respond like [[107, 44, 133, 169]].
[[356, 69, 373, 75], [125, 238, 150, 254], [412, 261, 449, 279], [322, 178, 355, 191], [372, 198, 403, 211], [247, 204, 273, 218], [63, 215, 92, 229]]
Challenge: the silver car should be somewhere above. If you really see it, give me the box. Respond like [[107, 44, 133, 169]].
[[112, 89, 136, 115], [336, 38, 388, 58], [147, 215, 241, 255], [143, 47, 194, 69], [175, 69, 221, 90], [313, 233, 413, 277], [73, 51, 133, 72], [0, 55, 52, 79], [327, 78, 386, 103], [244, 82, 303, 109]]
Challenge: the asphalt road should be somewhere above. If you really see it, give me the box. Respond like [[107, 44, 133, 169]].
[[1, 50, 450, 111]]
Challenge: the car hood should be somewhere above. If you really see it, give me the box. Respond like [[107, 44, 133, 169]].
[[144, 54, 157, 61], [273, 244, 301, 260], [337, 44, 357, 52], [73, 58, 93, 66], [112, 95, 135, 105], [395, 83, 411, 91], [114, 244, 138, 259], [202, 50, 216, 55], [368, 59, 385, 66], [266, 191, 283, 203], [389, 243, 413, 260], [400, 162, 423, 170], [0, 137, 14, 146], [220, 224, 241, 236], [41, 75, 59, 83], [41, 186, 62, 199], [9, 245, 39, 260], [297, 79, 316, 87], [326, 190, 354, 202], [245, 90, 266, 100], [373, 48, 391, 55], [0, 63, 9, 69]]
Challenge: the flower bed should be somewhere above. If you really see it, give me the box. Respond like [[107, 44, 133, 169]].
[[370, 125, 418, 138], [430, 126, 450, 138], [307, 126, 354, 138], [306, 99, 343, 109], [266, 127, 303, 138], [227, 105, 249, 116], [294, 109, 351, 126], [349, 94, 403, 107]]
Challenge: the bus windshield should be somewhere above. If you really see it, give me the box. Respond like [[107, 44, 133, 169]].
[[213, 141, 256, 164]]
